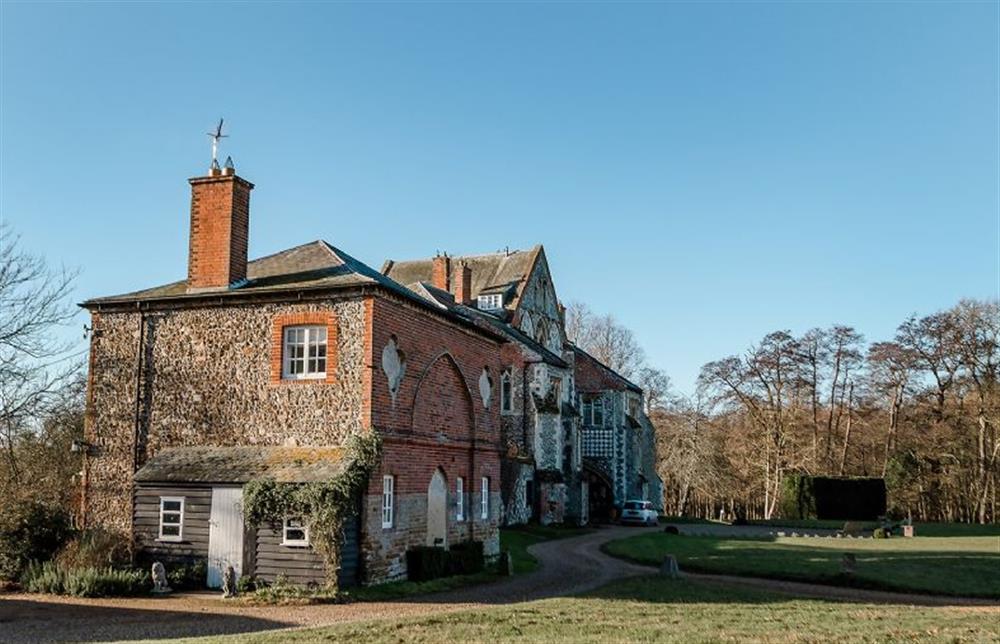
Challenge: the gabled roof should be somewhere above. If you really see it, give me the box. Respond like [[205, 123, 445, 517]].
[[572, 344, 642, 393], [381, 246, 542, 312], [134, 446, 347, 484]]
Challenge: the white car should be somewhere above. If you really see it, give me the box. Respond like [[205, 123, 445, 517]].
[[620, 500, 658, 526]]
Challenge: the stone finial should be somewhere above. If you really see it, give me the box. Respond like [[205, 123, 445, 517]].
[[151, 561, 172, 594], [222, 565, 237, 598]]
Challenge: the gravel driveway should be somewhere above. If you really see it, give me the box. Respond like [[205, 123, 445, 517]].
[[0, 525, 659, 643]]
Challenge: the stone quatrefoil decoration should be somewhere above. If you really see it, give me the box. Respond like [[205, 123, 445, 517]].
[[479, 368, 493, 409], [381, 336, 406, 406]]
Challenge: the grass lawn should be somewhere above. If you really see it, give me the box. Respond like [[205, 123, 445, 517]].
[[604, 532, 1000, 598], [167, 576, 1000, 643], [499, 524, 592, 574]]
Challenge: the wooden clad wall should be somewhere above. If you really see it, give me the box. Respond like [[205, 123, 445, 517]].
[[253, 514, 360, 588], [133, 484, 212, 564]]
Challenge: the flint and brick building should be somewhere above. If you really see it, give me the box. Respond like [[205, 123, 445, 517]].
[[80, 160, 660, 588]]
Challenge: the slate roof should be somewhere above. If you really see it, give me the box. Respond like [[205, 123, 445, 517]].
[[134, 446, 347, 484], [572, 345, 643, 393], [84, 241, 396, 305], [381, 246, 541, 312]]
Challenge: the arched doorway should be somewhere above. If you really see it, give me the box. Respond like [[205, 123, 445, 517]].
[[584, 461, 615, 524], [427, 468, 448, 547]]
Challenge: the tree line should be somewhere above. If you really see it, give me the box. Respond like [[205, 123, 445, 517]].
[[655, 299, 998, 524]]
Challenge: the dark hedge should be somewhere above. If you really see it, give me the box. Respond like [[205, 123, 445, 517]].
[[406, 540, 484, 582], [780, 475, 887, 520]]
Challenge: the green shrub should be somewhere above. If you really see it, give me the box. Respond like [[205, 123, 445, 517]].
[[167, 560, 207, 590], [21, 561, 149, 597], [781, 475, 886, 521], [873, 527, 890, 539], [55, 528, 130, 570], [0, 501, 73, 581], [237, 574, 258, 594], [406, 546, 450, 582]]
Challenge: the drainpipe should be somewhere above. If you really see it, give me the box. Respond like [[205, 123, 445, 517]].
[[132, 310, 146, 473]]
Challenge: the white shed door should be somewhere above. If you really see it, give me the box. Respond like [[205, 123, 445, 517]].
[[207, 487, 244, 589]]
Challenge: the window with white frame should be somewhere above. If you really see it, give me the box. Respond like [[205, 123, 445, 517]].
[[480, 476, 490, 519], [500, 370, 512, 412], [158, 497, 184, 541], [478, 293, 503, 311], [381, 475, 394, 528], [282, 325, 327, 379], [282, 517, 310, 547], [456, 477, 465, 521]]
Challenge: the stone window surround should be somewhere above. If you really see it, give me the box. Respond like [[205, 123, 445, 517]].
[[270, 311, 338, 385], [500, 369, 513, 414], [480, 476, 490, 519], [456, 476, 465, 521]]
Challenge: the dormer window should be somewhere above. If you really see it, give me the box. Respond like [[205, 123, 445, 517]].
[[478, 294, 503, 311]]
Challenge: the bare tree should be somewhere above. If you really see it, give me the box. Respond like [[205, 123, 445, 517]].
[[0, 224, 82, 487], [564, 301, 646, 378], [637, 366, 673, 414]]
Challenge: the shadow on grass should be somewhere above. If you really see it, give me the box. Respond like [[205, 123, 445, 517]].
[[603, 533, 1000, 600], [0, 596, 291, 643]]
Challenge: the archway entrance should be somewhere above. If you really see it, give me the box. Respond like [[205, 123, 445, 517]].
[[427, 468, 448, 547], [584, 461, 615, 524]]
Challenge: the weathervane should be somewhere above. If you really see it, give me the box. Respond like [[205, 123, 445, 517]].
[[207, 118, 227, 167]]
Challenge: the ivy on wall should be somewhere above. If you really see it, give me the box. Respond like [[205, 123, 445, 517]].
[[243, 431, 382, 589]]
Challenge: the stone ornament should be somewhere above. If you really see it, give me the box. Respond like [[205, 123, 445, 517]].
[[222, 565, 237, 598], [381, 336, 406, 406], [151, 561, 172, 594], [479, 368, 493, 409]]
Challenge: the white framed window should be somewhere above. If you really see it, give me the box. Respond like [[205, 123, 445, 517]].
[[282, 517, 310, 547], [282, 325, 328, 379], [480, 476, 490, 520], [382, 475, 394, 528], [500, 370, 512, 412], [478, 293, 503, 311], [158, 496, 184, 542], [456, 477, 465, 521]]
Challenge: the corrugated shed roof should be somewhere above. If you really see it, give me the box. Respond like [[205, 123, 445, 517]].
[[134, 446, 347, 484]]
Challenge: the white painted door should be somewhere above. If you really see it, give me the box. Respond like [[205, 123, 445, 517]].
[[207, 487, 244, 589]]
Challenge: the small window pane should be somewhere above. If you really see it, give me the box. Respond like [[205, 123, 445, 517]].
[[163, 500, 181, 512], [161, 525, 180, 536]]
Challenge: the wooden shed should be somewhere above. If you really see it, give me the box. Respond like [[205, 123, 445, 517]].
[[133, 446, 361, 588]]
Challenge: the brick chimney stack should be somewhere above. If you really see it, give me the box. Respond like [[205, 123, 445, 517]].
[[453, 261, 472, 304], [187, 164, 254, 292], [431, 253, 450, 292]]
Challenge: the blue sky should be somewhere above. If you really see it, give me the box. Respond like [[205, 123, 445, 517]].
[[1, 2, 997, 395]]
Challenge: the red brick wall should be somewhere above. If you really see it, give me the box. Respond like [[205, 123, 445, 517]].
[[361, 295, 502, 582], [575, 349, 630, 394], [187, 175, 252, 289]]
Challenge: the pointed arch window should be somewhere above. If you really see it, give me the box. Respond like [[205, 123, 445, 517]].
[[500, 369, 513, 413]]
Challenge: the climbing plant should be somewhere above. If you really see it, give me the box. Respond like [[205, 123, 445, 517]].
[[243, 431, 382, 589]]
